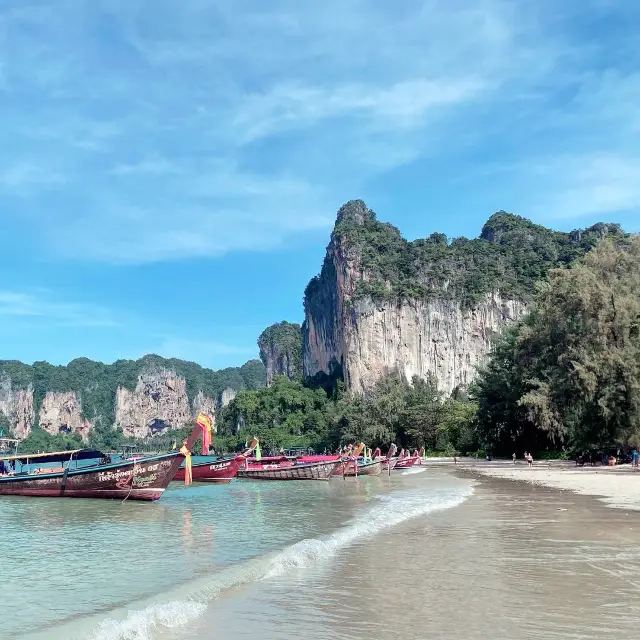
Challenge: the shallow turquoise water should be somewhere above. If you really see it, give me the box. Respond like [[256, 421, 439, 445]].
[[1, 471, 473, 639]]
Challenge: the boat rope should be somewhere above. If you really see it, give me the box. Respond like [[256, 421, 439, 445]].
[[121, 458, 138, 504]]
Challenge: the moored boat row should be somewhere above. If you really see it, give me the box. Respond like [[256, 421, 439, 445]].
[[0, 413, 425, 501]]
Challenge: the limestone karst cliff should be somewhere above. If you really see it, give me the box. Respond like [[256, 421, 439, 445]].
[[258, 322, 303, 386], [0, 375, 34, 440], [303, 200, 622, 395], [39, 391, 92, 440], [115, 369, 196, 439], [218, 387, 237, 408], [0, 355, 266, 441]]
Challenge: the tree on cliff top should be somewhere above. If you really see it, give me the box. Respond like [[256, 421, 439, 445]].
[[258, 322, 303, 383], [473, 237, 640, 453], [306, 201, 626, 309]]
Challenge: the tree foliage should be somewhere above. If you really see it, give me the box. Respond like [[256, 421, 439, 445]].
[[473, 238, 640, 453], [217, 373, 477, 454], [257, 321, 303, 380], [308, 200, 625, 308]]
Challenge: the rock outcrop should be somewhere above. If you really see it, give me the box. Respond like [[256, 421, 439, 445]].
[[258, 322, 303, 385], [193, 390, 218, 433], [304, 292, 526, 396], [115, 368, 211, 439], [0, 375, 35, 439], [302, 201, 545, 395], [218, 387, 237, 408], [0, 354, 262, 441], [38, 391, 92, 441]]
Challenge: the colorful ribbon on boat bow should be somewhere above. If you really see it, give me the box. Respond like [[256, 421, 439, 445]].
[[196, 413, 213, 455], [179, 445, 192, 486]]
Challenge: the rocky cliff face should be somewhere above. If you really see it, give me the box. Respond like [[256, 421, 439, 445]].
[[0, 375, 35, 440], [304, 292, 526, 395], [115, 369, 217, 439], [39, 391, 92, 441], [258, 322, 303, 385], [303, 200, 531, 395], [218, 387, 237, 408], [0, 379, 92, 441], [0, 354, 263, 441]]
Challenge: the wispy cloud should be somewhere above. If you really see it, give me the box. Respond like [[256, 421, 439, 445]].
[[530, 154, 640, 221], [0, 291, 118, 327], [0, 162, 67, 191], [0, 0, 638, 263]]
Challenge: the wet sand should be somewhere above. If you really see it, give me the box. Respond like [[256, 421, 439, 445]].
[[177, 469, 640, 640], [461, 461, 640, 510]]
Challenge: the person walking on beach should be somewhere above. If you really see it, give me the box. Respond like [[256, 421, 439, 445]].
[[512, 452, 516, 464], [527, 453, 533, 467], [632, 447, 639, 468]]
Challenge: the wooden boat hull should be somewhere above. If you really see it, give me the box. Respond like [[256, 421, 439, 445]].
[[238, 460, 339, 481], [380, 457, 397, 471], [173, 456, 243, 483], [394, 457, 418, 469], [340, 460, 383, 477], [0, 452, 182, 501]]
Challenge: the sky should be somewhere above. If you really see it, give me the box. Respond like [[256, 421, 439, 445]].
[[0, 0, 639, 370]]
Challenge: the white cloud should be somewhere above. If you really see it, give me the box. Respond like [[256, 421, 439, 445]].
[[530, 154, 640, 221], [0, 162, 66, 191], [232, 78, 486, 144], [0, 291, 118, 327], [0, 0, 639, 259]]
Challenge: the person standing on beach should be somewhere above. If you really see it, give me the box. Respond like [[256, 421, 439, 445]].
[[512, 452, 516, 464], [527, 453, 533, 467], [632, 448, 638, 468]]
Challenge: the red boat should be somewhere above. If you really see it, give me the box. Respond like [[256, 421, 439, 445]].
[[0, 422, 212, 501], [173, 455, 244, 483], [0, 448, 183, 501], [394, 456, 419, 469]]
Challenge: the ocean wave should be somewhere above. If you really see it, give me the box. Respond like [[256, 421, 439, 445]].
[[88, 602, 205, 640], [264, 485, 472, 577], [59, 484, 473, 640]]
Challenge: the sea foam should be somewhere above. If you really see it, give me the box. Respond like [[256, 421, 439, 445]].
[[73, 484, 473, 640]]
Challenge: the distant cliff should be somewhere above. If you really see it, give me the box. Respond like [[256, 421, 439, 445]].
[[303, 200, 623, 395], [0, 355, 266, 441], [258, 322, 303, 385]]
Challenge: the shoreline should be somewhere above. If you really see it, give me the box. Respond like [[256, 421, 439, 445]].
[[454, 460, 640, 511]]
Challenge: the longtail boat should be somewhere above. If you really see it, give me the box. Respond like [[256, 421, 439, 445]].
[[373, 445, 398, 471], [0, 448, 183, 501], [341, 459, 383, 477], [332, 443, 382, 477], [391, 447, 420, 470], [173, 455, 244, 483], [0, 421, 211, 501], [238, 458, 339, 481], [394, 456, 419, 470]]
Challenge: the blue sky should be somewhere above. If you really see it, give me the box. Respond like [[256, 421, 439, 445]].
[[1, 0, 639, 369]]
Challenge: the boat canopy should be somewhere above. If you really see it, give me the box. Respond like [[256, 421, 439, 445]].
[[0, 448, 105, 464]]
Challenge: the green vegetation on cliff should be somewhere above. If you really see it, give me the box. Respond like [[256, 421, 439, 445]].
[[258, 321, 303, 381], [472, 237, 640, 453], [309, 199, 625, 307], [0, 354, 266, 431], [217, 373, 476, 454]]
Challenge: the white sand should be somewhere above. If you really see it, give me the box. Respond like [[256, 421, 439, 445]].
[[467, 462, 640, 511]]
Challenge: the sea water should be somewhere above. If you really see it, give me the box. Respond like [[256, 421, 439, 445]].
[[6, 469, 640, 639], [1, 471, 472, 638]]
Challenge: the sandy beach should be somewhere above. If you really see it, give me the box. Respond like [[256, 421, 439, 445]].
[[457, 460, 640, 511]]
